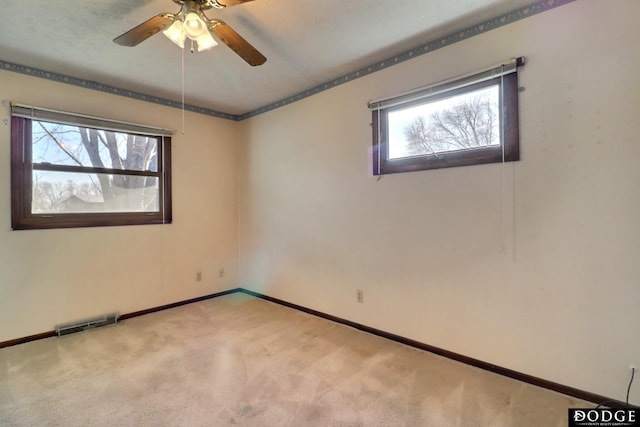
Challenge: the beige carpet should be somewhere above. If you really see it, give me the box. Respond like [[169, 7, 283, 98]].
[[0, 293, 588, 426]]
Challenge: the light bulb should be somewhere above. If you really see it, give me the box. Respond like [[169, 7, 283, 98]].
[[183, 12, 207, 39]]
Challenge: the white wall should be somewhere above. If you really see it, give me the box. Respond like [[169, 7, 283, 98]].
[[0, 72, 238, 342], [238, 0, 640, 403]]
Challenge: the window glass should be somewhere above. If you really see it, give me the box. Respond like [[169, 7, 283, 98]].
[[32, 121, 158, 172], [32, 171, 159, 214], [387, 85, 500, 159]]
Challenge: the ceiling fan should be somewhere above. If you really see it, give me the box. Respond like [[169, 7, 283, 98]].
[[113, 0, 266, 66]]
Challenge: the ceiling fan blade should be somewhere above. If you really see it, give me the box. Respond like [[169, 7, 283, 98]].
[[208, 19, 266, 66], [113, 13, 175, 47]]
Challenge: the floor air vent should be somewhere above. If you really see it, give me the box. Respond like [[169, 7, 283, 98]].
[[55, 313, 120, 337]]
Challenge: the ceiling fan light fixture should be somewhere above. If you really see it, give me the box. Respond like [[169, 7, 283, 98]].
[[113, 0, 266, 66], [162, 20, 186, 48], [196, 32, 218, 51]]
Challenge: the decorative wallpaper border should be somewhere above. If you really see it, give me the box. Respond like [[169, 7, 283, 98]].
[[0, 0, 574, 122], [0, 60, 237, 121]]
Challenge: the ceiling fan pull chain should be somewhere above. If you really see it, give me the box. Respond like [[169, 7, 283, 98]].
[[181, 34, 186, 134], [190, 39, 196, 53]]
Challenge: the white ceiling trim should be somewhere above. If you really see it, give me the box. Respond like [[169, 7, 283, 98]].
[[0, 0, 574, 122]]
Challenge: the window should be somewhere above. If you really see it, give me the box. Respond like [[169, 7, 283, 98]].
[[10, 104, 172, 230], [371, 57, 524, 175]]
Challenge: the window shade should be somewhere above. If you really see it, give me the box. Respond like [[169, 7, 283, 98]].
[[368, 57, 525, 111], [11, 103, 174, 137]]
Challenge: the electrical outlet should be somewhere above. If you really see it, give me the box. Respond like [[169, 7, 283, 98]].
[[356, 289, 364, 303], [218, 268, 224, 278], [196, 271, 202, 282]]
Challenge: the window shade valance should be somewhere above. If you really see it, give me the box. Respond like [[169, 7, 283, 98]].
[[11, 103, 174, 137], [368, 57, 525, 111]]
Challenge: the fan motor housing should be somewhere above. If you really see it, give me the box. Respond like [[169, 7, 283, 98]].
[[172, 0, 225, 10]]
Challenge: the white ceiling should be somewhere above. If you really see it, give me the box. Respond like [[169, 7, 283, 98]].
[[0, 0, 536, 117]]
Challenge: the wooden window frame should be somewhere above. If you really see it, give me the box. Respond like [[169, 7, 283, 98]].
[[372, 64, 522, 175], [10, 116, 172, 230]]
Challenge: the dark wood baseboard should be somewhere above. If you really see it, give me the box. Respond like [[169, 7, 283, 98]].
[[0, 288, 242, 349], [239, 288, 634, 409], [119, 288, 241, 320], [0, 331, 57, 349]]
